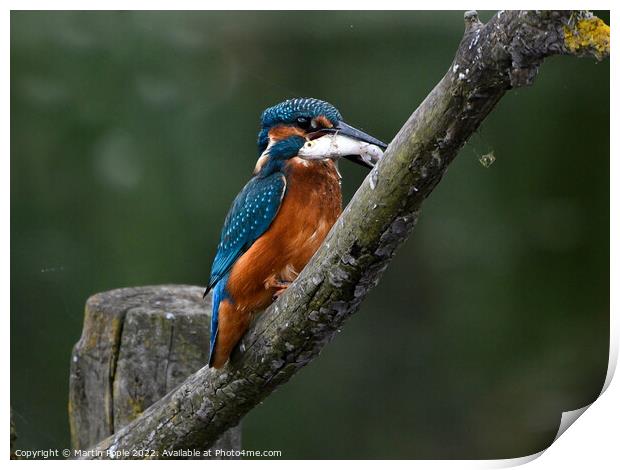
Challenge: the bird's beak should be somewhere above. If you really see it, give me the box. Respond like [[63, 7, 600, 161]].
[[303, 121, 388, 169], [333, 121, 388, 150]]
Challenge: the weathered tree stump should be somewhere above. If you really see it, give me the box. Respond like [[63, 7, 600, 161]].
[[68, 285, 241, 459]]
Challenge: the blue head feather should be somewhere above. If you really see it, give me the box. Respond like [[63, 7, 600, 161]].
[[258, 136, 305, 175], [257, 98, 343, 155]]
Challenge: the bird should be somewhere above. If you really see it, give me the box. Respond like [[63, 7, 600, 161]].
[[204, 97, 387, 368]]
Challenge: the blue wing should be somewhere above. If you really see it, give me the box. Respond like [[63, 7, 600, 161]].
[[206, 172, 287, 294], [206, 172, 286, 365]]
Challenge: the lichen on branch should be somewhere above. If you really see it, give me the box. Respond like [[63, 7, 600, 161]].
[[563, 14, 610, 60]]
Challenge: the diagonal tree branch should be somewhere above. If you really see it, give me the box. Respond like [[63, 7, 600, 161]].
[[84, 10, 609, 458]]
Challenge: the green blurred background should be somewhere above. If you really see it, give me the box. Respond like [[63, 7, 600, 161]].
[[11, 10, 609, 459]]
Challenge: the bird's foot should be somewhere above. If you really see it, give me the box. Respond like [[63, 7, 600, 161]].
[[272, 281, 292, 301]]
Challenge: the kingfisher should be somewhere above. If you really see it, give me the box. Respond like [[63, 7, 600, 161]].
[[205, 98, 387, 368]]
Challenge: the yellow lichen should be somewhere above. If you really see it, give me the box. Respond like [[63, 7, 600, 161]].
[[126, 395, 145, 419], [563, 17, 610, 60]]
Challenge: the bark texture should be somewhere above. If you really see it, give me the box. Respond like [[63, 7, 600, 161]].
[[81, 10, 609, 458]]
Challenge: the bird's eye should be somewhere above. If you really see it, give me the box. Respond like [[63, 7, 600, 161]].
[[296, 116, 311, 129]]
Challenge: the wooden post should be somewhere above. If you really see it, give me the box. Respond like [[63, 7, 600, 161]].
[[68, 285, 241, 459]]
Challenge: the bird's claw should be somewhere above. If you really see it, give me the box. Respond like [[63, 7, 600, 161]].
[[272, 281, 291, 301]]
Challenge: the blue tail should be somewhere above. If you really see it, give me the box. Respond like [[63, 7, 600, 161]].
[[208, 274, 229, 367]]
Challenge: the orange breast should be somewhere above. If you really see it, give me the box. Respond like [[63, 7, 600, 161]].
[[227, 158, 342, 314]]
